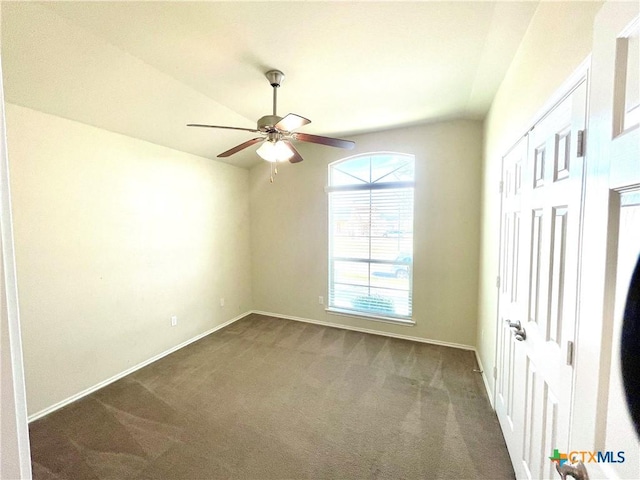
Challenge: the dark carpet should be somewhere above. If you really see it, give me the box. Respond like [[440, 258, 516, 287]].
[[29, 313, 514, 479]]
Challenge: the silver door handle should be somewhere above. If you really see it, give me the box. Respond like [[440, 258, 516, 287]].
[[556, 460, 589, 480], [505, 319, 526, 341], [505, 319, 521, 329]]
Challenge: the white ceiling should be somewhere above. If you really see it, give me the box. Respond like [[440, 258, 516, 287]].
[[1, 1, 539, 168]]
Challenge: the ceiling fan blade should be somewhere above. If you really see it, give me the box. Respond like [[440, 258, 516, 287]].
[[217, 137, 264, 157], [188, 124, 260, 133], [293, 132, 355, 150], [282, 141, 304, 163], [275, 113, 311, 132]]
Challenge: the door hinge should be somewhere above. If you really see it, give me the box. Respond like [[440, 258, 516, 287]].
[[493, 366, 497, 379], [566, 340, 574, 366], [577, 129, 585, 158], [496, 276, 501, 288], [499, 180, 504, 194]]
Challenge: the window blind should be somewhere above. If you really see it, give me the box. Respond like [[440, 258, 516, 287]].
[[327, 154, 414, 321]]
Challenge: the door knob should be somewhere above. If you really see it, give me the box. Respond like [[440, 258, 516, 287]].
[[505, 319, 521, 329], [505, 319, 526, 341], [556, 460, 589, 480]]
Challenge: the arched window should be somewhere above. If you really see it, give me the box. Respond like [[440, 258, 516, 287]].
[[327, 153, 415, 322]]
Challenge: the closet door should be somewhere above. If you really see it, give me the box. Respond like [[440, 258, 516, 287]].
[[521, 80, 588, 480], [496, 137, 527, 469], [496, 79, 588, 480]]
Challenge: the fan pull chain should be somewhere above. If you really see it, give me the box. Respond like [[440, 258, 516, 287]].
[[270, 162, 274, 183]]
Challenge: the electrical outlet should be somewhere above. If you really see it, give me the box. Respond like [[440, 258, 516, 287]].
[[171, 315, 177, 327], [318, 296, 324, 305], [220, 297, 225, 307]]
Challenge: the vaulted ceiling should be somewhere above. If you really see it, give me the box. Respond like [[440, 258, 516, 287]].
[[1, 1, 538, 168]]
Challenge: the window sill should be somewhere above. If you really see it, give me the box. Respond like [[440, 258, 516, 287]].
[[325, 307, 415, 326]]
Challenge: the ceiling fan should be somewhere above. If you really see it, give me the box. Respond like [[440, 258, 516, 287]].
[[187, 70, 355, 165]]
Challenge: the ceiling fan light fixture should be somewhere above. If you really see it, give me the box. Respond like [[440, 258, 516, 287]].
[[256, 140, 294, 162], [188, 68, 355, 168]]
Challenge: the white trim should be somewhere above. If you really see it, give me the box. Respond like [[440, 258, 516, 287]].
[[28, 312, 251, 423], [474, 350, 494, 408], [251, 310, 475, 351], [28, 310, 482, 424]]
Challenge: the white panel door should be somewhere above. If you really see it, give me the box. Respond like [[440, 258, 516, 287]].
[[496, 79, 588, 480], [496, 137, 527, 469], [521, 80, 588, 480]]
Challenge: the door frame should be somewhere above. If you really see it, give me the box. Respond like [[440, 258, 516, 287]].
[[0, 57, 32, 478], [571, 2, 640, 466]]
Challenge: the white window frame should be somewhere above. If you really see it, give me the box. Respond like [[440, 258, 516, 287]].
[[326, 152, 415, 325]]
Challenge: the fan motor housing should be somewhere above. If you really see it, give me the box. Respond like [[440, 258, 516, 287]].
[[265, 70, 284, 87], [257, 115, 282, 131]]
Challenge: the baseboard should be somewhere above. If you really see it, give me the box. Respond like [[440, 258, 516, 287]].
[[28, 311, 252, 423], [29, 310, 482, 422], [474, 350, 494, 408], [251, 310, 475, 351]]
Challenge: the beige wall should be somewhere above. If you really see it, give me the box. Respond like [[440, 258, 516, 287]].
[[4, 0, 608, 422], [477, 1, 603, 397], [250, 120, 483, 347], [6, 104, 253, 416]]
